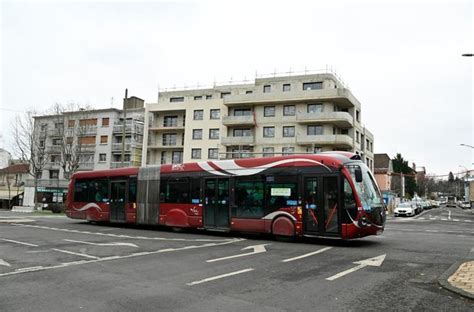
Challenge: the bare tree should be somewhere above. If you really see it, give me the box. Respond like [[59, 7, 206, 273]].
[[12, 110, 49, 209]]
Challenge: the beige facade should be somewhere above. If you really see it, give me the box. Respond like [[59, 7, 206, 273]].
[[143, 73, 374, 170]]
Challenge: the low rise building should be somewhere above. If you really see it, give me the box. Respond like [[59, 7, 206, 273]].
[[143, 71, 374, 170], [0, 163, 29, 208]]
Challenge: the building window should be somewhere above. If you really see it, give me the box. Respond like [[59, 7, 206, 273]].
[[263, 126, 275, 138], [262, 147, 274, 157], [208, 148, 218, 159], [52, 138, 62, 146], [220, 92, 231, 99], [79, 118, 98, 127], [170, 97, 184, 103], [356, 110, 360, 122], [264, 106, 275, 117], [341, 129, 349, 135], [234, 108, 251, 116], [39, 140, 45, 147], [308, 103, 323, 113], [246, 90, 253, 94], [78, 136, 95, 145], [194, 96, 202, 100], [49, 170, 59, 179], [40, 124, 47, 131], [172, 151, 183, 164], [210, 109, 220, 120], [68, 120, 75, 128], [233, 128, 251, 137], [356, 131, 360, 143], [161, 151, 167, 164], [283, 84, 291, 92], [282, 147, 295, 156], [100, 136, 108, 144], [102, 118, 109, 127], [164, 116, 178, 127], [283, 105, 296, 116], [99, 153, 106, 162], [263, 85, 271, 93], [206, 95, 212, 100], [283, 126, 295, 137], [303, 82, 323, 90], [192, 129, 203, 140], [307, 125, 323, 135], [54, 122, 64, 129], [306, 147, 322, 154], [162, 133, 177, 146], [193, 110, 203, 120], [191, 148, 202, 159], [209, 128, 220, 139], [50, 154, 60, 163]]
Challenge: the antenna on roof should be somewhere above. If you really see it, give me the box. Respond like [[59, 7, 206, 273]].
[[110, 97, 114, 108]]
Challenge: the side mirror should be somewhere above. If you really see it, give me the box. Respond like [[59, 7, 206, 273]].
[[355, 168, 363, 183]]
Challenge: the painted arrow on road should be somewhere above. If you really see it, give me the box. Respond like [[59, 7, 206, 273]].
[[326, 254, 386, 281], [0, 259, 11, 267], [206, 244, 269, 263], [64, 239, 139, 248]]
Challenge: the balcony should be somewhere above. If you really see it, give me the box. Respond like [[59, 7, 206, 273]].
[[113, 123, 144, 135], [110, 162, 132, 168], [221, 136, 255, 146], [296, 134, 353, 148], [222, 115, 255, 126], [149, 122, 185, 131], [223, 88, 357, 108], [78, 162, 94, 170], [47, 129, 63, 137], [296, 112, 353, 127], [47, 145, 62, 153], [111, 142, 141, 152], [79, 144, 96, 152], [81, 126, 97, 136], [148, 140, 183, 149]]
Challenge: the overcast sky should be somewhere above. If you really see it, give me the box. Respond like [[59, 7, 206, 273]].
[[1, 0, 472, 176]]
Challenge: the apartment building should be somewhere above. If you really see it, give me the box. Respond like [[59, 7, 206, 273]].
[[143, 72, 375, 171], [23, 97, 145, 207]]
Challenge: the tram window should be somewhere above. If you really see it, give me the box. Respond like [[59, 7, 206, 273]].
[[343, 178, 357, 222], [234, 180, 264, 218], [74, 179, 109, 202], [265, 182, 297, 210], [160, 178, 190, 203], [129, 178, 137, 203], [190, 178, 201, 203]]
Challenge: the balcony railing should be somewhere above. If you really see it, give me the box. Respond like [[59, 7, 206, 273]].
[[296, 111, 353, 127], [78, 162, 94, 170], [221, 136, 255, 146], [222, 115, 255, 126], [110, 162, 132, 168], [148, 140, 183, 149], [296, 134, 353, 147], [111, 142, 141, 152], [113, 122, 144, 134]]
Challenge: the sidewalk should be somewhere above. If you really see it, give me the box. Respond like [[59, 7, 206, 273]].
[[439, 260, 474, 300]]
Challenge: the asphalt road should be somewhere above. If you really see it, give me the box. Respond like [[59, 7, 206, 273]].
[[0, 206, 473, 312]]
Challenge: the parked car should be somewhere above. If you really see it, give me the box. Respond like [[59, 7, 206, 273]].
[[459, 201, 471, 209], [394, 203, 416, 217], [431, 200, 440, 208], [410, 201, 423, 214]]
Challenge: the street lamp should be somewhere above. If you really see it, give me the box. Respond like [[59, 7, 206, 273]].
[[460, 143, 474, 149], [462, 53, 473, 57]]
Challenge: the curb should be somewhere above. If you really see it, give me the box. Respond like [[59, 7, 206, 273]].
[[438, 261, 474, 300]]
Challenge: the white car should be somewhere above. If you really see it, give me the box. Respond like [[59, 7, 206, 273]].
[[459, 201, 471, 209], [394, 203, 416, 217]]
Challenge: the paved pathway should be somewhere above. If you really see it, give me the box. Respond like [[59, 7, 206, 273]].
[[449, 261, 474, 295]]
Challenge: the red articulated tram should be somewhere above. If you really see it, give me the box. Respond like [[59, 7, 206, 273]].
[[66, 152, 386, 239]]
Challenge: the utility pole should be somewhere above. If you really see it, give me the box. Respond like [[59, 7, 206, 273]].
[[121, 89, 128, 166]]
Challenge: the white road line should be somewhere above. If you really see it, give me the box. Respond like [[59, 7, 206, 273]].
[[186, 268, 254, 286], [63, 239, 139, 248], [206, 244, 268, 263], [281, 247, 333, 263], [452, 219, 460, 222], [0, 259, 11, 267], [0, 219, 35, 223], [1, 238, 39, 247], [52, 248, 99, 260], [448, 210, 452, 220], [0, 238, 242, 278], [13, 223, 241, 243], [441, 218, 448, 221]]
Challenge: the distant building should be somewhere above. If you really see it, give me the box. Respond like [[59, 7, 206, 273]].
[[0, 148, 11, 169], [374, 153, 393, 192], [0, 163, 29, 208], [22, 97, 145, 207], [143, 71, 375, 170]]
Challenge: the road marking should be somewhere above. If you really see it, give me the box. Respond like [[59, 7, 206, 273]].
[[186, 268, 254, 286], [452, 219, 460, 222], [448, 210, 451, 220], [206, 244, 269, 263], [441, 218, 448, 221], [326, 254, 386, 281], [0, 219, 35, 223], [425, 230, 439, 232], [0, 259, 11, 267], [0, 238, 242, 278], [13, 223, 240, 242], [63, 239, 139, 248], [281, 247, 333, 263], [1, 238, 39, 247], [52, 248, 99, 260]]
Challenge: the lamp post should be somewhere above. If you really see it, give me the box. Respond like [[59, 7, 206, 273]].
[[460, 143, 474, 149], [462, 53, 473, 57]]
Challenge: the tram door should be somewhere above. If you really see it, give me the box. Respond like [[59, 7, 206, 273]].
[[110, 181, 127, 222], [203, 179, 230, 229], [303, 176, 340, 235]]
